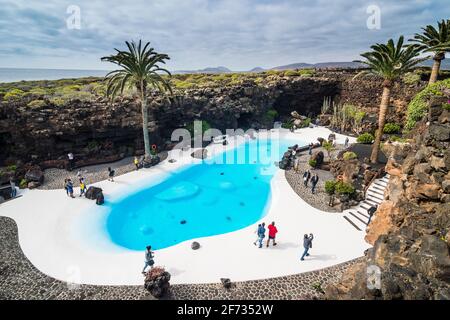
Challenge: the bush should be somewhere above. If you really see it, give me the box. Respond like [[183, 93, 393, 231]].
[[443, 102, 450, 111], [325, 181, 336, 195], [402, 72, 421, 85], [343, 151, 357, 161], [391, 136, 408, 143], [335, 181, 356, 195], [383, 123, 401, 134], [282, 120, 294, 129], [302, 117, 311, 127], [284, 70, 300, 77], [3, 88, 25, 101], [27, 100, 47, 109], [19, 179, 27, 189], [265, 109, 278, 121], [308, 159, 317, 168], [357, 133, 374, 144], [6, 164, 17, 172], [405, 78, 450, 131]]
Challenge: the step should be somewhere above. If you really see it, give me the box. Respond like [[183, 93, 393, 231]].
[[366, 194, 384, 203], [364, 199, 379, 207], [349, 211, 368, 226], [357, 210, 370, 219], [367, 188, 385, 196], [371, 184, 385, 191], [374, 182, 387, 188], [367, 190, 385, 199], [343, 216, 362, 231]]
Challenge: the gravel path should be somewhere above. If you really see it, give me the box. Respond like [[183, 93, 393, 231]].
[[0, 216, 361, 300], [285, 145, 346, 213], [39, 152, 168, 190]]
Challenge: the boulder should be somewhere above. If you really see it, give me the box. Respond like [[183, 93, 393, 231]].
[[310, 151, 324, 167], [27, 181, 40, 189], [220, 278, 232, 289], [191, 149, 208, 160], [191, 242, 200, 250], [24, 167, 44, 184], [144, 268, 171, 298], [85, 186, 103, 200]]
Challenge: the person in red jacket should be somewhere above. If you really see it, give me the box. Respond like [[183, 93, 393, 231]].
[[266, 221, 278, 247]]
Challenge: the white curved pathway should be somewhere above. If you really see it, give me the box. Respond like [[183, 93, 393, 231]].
[[0, 127, 371, 285]]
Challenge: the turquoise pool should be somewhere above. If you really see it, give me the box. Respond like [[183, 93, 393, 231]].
[[105, 138, 304, 250]]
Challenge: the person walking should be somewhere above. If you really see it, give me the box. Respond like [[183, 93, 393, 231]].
[[344, 137, 349, 148], [311, 174, 319, 194], [67, 152, 74, 171], [256, 223, 266, 248], [303, 170, 311, 187], [367, 205, 378, 224], [308, 143, 313, 155], [64, 179, 69, 196], [10, 179, 16, 198], [134, 156, 140, 171], [266, 222, 278, 247], [67, 179, 75, 198], [293, 157, 300, 173], [142, 245, 155, 274], [79, 178, 87, 197], [108, 167, 115, 182], [301, 233, 314, 261]]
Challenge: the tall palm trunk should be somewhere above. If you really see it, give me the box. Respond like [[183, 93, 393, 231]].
[[140, 85, 151, 158], [370, 84, 392, 164], [429, 57, 442, 84]]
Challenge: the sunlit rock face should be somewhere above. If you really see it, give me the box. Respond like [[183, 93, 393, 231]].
[[326, 97, 450, 300]]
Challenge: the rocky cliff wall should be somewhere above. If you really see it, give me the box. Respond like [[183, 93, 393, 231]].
[[0, 69, 423, 168], [325, 96, 450, 300]]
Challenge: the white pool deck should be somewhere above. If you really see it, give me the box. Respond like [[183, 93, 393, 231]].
[[0, 127, 371, 286]]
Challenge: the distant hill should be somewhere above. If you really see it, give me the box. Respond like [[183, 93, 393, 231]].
[[272, 61, 364, 70], [249, 67, 266, 73], [173, 66, 232, 74], [420, 59, 450, 70]]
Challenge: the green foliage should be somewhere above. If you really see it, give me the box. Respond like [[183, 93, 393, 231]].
[[308, 159, 317, 168], [325, 180, 336, 195], [402, 72, 421, 85], [322, 141, 334, 156], [265, 109, 278, 121], [284, 70, 300, 77], [405, 78, 450, 131], [3, 88, 26, 101], [343, 151, 358, 161], [443, 102, 450, 111], [357, 133, 374, 144], [390, 136, 408, 143], [6, 164, 17, 172], [383, 123, 401, 134], [186, 120, 211, 137], [335, 181, 356, 195], [27, 100, 47, 109], [19, 179, 27, 189], [311, 282, 325, 294], [282, 120, 294, 129], [302, 117, 311, 127]]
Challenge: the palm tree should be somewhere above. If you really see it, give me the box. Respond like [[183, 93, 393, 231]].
[[355, 36, 426, 163], [101, 40, 172, 158], [410, 19, 450, 84]]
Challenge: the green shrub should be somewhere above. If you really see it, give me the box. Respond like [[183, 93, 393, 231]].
[[405, 78, 450, 131], [383, 123, 401, 134], [343, 151, 357, 161], [335, 181, 356, 195], [402, 72, 421, 85], [302, 117, 311, 127], [6, 164, 17, 172], [308, 159, 317, 168], [391, 136, 408, 143], [19, 179, 27, 189], [284, 70, 300, 77], [325, 181, 336, 195], [357, 133, 374, 144], [282, 120, 294, 129], [443, 102, 450, 111], [3, 88, 25, 101], [299, 69, 315, 76], [265, 109, 278, 121], [27, 100, 47, 109]]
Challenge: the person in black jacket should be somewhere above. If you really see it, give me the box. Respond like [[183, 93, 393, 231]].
[[311, 174, 319, 194], [303, 170, 311, 187], [367, 205, 378, 224]]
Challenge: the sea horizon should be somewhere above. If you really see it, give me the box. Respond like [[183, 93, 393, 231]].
[[0, 67, 110, 83]]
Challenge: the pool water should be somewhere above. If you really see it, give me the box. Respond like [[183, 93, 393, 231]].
[[106, 138, 304, 250]]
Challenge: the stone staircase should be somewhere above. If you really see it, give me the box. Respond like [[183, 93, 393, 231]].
[[343, 173, 390, 231]]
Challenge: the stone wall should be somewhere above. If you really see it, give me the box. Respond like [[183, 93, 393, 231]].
[[325, 96, 450, 300]]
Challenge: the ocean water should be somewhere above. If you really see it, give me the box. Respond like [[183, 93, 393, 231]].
[[105, 138, 304, 251], [0, 68, 109, 83]]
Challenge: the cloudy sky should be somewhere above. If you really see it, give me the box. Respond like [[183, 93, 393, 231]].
[[0, 0, 448, 71]]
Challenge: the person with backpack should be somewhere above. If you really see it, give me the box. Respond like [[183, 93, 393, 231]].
[[254, 222, 266, 248], [142, 245, 155, 274], [301, 233, 314, 261]]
